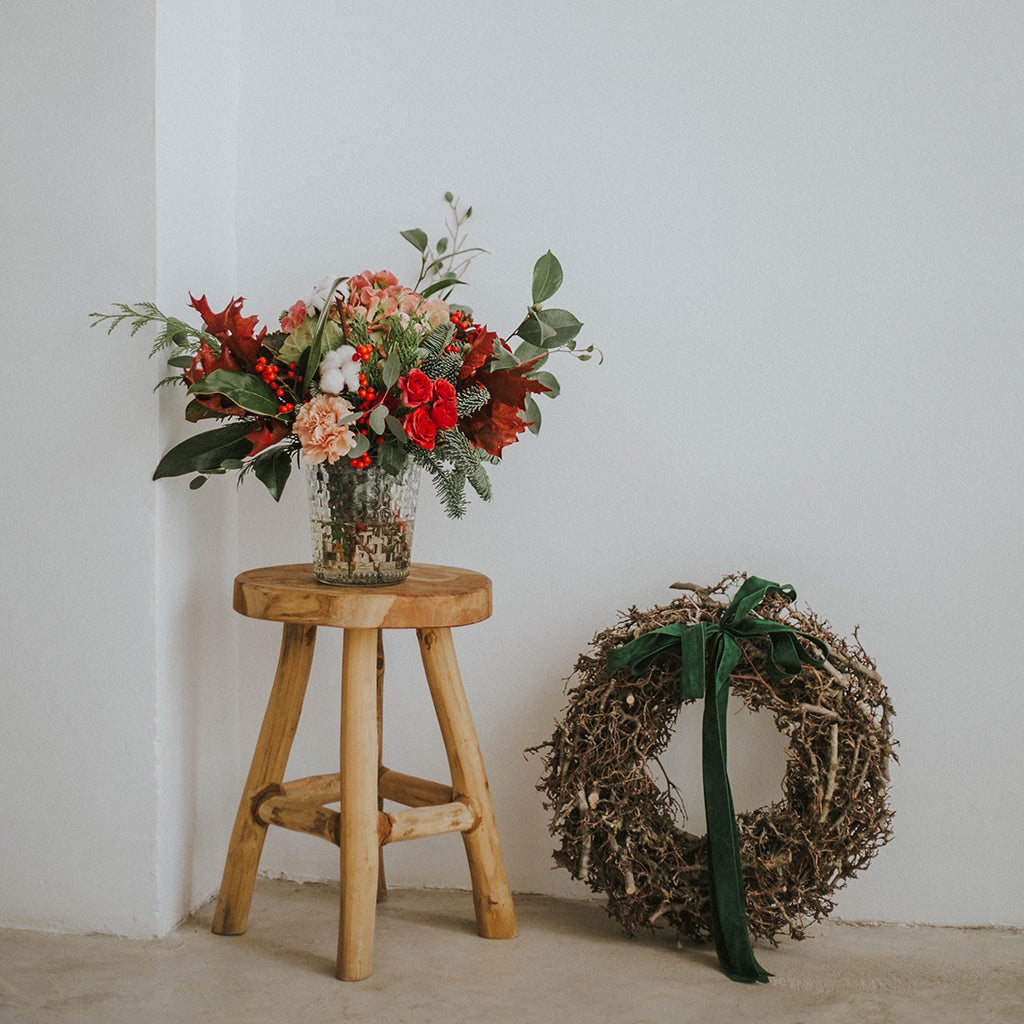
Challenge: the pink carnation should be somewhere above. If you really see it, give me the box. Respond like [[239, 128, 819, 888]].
[[293, 394, 357, 465]]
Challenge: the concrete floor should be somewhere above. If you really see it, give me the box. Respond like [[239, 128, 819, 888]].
[[1, 879, 1021, 1024]]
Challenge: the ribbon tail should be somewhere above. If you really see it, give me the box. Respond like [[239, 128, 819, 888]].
[[701, 644, 772, 984]]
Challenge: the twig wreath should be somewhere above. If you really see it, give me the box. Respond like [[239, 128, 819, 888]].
[[530, 573, 896, 981]]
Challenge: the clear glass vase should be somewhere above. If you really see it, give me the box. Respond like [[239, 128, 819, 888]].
[[305, 458, 421, 586]]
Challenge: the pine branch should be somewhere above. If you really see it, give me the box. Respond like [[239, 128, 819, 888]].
[[456, 382, 491, 417]]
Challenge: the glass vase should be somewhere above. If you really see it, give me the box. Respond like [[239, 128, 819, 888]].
[[305, 458, 421, 586]]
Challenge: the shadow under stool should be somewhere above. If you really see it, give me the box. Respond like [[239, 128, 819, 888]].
[[211, 562, 518, 980]]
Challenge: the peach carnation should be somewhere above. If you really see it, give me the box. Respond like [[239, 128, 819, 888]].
[[293, 395, 357, 465]]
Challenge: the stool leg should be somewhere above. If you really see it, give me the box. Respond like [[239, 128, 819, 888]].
[[376, 630, 388, 904], [416, 627, 518, 940], [338, 627, 382, 981], [213, 622, 317, 935]]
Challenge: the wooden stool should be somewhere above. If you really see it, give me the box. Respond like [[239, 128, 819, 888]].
[[212, 563, 518, 981]]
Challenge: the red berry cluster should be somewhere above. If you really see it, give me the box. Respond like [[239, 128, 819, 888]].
[[447, 310, 473, 353], [349, 345, 381, 469], [254, 356, 301, 415]]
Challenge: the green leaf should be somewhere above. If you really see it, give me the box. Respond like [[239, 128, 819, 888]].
[[368, 402, 389, 434], [378, 441, 409, 477], [189, 475, 207, 490], [443, 191, 454, 203], [436, 237, 448, 254], [251, 446, 293, 501], [513, 340, 549, 366], [153, 422, 254, 480], [530, 371, 560, 398], [523, 395, 542, 435], [166, 355, 193, 369], [187, 369, 282, 418], [382, 350, 402, 389], [532, 251, 563, 304], [385, 414, 408, 442], [349, 434, 370, 458], [515, 308, 582, 349], [401, 228, 428, 252], [420, 276, 465, 299]]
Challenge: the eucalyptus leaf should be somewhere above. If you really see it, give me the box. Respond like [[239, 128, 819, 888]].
[[382, 351, 402, 388], [385, 415, 408, 442], [436, 237, 448, 254], [349, 433, 370, 458], [368, 402, 389, 434], [152, 422, 254, 479], [401, 228, 428, 252], [187, 369, 281, 418], [532, 251, 563, 304]]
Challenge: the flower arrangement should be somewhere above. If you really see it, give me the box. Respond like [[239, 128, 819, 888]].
[[91, 196, 595, 518]]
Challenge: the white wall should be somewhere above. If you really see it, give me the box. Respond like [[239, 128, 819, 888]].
[[2, 0, 1021, 938], [0, 3, 162, 934]]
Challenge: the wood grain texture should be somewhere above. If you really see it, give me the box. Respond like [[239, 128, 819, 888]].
[[212, 622, 317, 935], [233, 563, 492, 629]]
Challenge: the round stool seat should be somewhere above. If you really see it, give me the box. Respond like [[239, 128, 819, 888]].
[[233, 563, 492, 629]]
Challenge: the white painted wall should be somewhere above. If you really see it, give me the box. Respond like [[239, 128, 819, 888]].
[[2, 0, 1021, 937], [0, 3, 162, 934]]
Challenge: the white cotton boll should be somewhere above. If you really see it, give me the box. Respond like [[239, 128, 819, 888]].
[[319, 345, 362, 393]]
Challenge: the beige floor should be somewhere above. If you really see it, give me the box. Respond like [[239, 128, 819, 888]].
[[1, 878, 1021, 1024]]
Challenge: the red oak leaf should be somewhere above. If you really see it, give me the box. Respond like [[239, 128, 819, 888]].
[[458, 328, 500, 380], [189, 294, 266, 368], [461, 357, 550, 457], [245, 422, 291, 457]]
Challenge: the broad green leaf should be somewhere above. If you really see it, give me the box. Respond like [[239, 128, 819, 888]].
[[252, 447, 292, 501], [513, 339, 549, 366], [349, 433, 370, 458], [378, 442, 409, 477], [184, 398, 222, 422], [166, 355, 193, 369], [401, 228, 428, 252], [531, 371, 560, 398], [189, 475, 207, 490], [187, 369, 281, 417], [532, 251, 563, 304], [436, 237, 448, 254], [368, 402, 389, 434], [153, 422, 254, 479], [515, 308, 583, 349], [514, 312, 556, 348], [523, 395, 542, 435]]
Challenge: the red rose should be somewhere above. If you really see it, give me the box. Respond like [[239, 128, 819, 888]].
[[431, 378, 458, 430], [398, 368, 433, 407], [403, 405, 438, 450]]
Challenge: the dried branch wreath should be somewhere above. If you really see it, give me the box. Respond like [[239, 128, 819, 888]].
[[530, 573, 896, 949]]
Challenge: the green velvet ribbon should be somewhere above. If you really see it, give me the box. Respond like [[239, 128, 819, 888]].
[[606, 576, 829, 983]]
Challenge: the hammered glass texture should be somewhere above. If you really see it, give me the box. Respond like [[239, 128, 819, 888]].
[[306, 459, 421, 586]]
